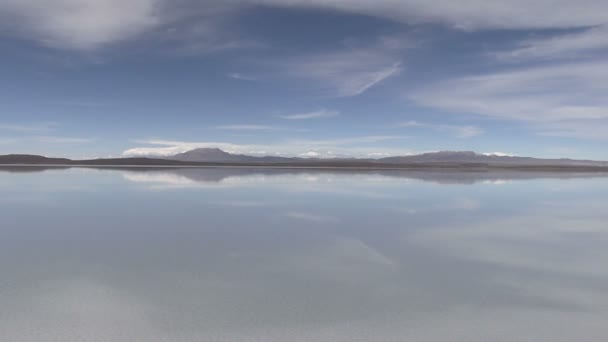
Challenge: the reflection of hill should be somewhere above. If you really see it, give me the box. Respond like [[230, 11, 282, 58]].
[[117, 167, 608, 186], [0, 166, 71, 173], [4, 165, 608, 185]]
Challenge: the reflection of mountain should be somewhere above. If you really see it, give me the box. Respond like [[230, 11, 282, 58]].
[[0, 166, 71, 173], [4, 164, 608, 185], [117, 168, 608, 186]]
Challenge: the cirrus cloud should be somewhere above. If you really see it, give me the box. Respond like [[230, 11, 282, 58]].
[[279, 109, 340, 120]]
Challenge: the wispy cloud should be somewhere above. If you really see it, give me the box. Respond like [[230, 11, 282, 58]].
[[283, 54, 401, 97], [284, 211, 339, 224], [257, 0, 608, 30], [536, 119, 608, 140], [275, 37, 406, 97], [34, 136, 95, 144], [396, 121, 483, 138], [287, 135, 407, 146], [0, 0, 244, 53], [5, 1, 608, 53], [279, 109, 340, 120], [409, 59, 608, 139], [0, 138, 17, 145], [0, 122, 56, 132], [494, 25, 608, 62], [214, 124, 278, 131], [227, 73, 257, 81]]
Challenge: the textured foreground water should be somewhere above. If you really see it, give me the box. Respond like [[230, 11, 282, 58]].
[[1, 167, 607, 341]]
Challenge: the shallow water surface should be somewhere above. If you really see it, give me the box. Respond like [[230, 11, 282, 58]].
[[1, 167, 607, 341]]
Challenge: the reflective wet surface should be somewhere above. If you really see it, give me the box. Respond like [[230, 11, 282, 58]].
[[1, 167, 607, 341]]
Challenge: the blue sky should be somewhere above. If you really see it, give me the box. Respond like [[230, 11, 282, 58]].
[[1, 0, 607, 159]]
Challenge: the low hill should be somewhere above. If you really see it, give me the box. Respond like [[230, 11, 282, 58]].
[[0, 154, 72, 164]]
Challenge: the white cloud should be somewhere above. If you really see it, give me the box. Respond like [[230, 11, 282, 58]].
[[227, 72, 257, 81], [215, 124, 277, 131], [34, 136, 94, 143], [495, 25, 608, 62], [450, 126, 483, 138], [255, 0, 608, 30], [279, 109, 339, 120], [536, 119, 608, 140], [396, 121, 483, 138], [299, 151, 322, 158], [0, 0, 160, 50], [482, 152, 516, 157], [6, 1, 608, 52], [408, 60, 608, 141]]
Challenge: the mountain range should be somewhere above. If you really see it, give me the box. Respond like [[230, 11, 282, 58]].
[[1, 148, 608, 170], [168, 148, 608, 167]]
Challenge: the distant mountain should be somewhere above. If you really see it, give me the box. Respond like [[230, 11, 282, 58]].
[[166, 148, 298, 163], [0, 154, 72, 164], [168, 148, 250, 162], [1, 150, 608, 170], [166, 149, 608, 167], [379, 151, 608, 167]]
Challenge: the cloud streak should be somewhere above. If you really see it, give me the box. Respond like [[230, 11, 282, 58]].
[[396, 121, 483, 138], [279, 109, 340, 120], [0, 122, 56, 132], [256, 0, 608, 30], [494, 25, 608, 62], [215, 125, 278, 131], [34, 136, 95, 144], [408, 58, 608, 139], [282, 52, 401, 97], [269, 36, 407, 97]]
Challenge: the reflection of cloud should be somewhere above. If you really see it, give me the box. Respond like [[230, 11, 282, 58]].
[[4, 168, 608, 341], [119, 168, 608, 194], [481, 179, 511, 185], [122, 172, 205, 189], [284, 211, 339, 224], [451, 198, 481, 211], [214, 200, 271, 208], [413, 215, 608, 277], [292, 237, 398, 277], [0, 278, 159, 341], [392, 197, 480, 215]]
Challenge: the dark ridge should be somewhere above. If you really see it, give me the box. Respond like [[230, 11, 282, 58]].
[[1, 149, 608, 171], [0, 154, 72, 164]]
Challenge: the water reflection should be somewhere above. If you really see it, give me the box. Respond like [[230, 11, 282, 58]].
[[0, 167, 607, 341]]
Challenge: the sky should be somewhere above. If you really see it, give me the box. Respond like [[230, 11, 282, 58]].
[[1, 0, 608, 160]]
